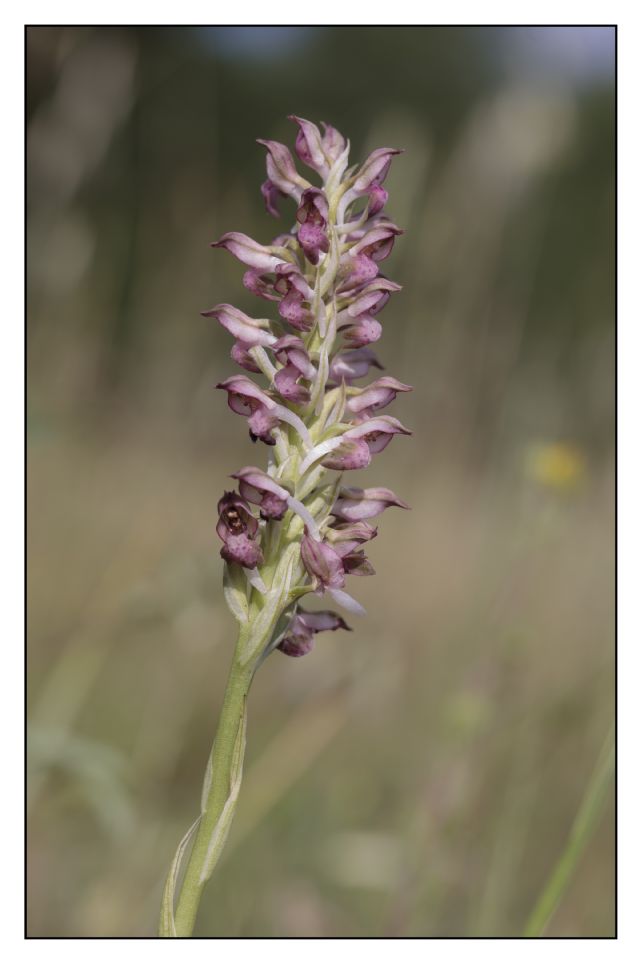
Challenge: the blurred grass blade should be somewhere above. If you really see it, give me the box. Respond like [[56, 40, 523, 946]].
[[523, 727, 614, 937], [159, 816, 201, 937]]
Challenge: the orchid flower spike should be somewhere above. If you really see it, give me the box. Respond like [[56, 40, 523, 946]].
[[161, 118, 411, 939], [208, 119, 409, 608]]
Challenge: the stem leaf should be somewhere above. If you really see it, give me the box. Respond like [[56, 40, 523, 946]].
[[241, 544, 297, 663], [199, 704, 247, 884], [223, 563, 249, 624], [158, 815, 202, 937]]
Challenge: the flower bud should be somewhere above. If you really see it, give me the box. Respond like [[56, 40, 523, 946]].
[[289, 116, 330, 179], [257, 139, 310, 201], [320, 122, 347, 165]]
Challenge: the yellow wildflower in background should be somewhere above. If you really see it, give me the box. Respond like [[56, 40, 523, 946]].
[[526, 441, 586, 490]]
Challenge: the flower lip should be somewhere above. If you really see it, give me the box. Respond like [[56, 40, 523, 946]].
[[216, 490, 264, 569], [216, 490, 257, 534]]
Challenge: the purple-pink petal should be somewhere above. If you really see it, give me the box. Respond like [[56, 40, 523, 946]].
[[261, 179, 286, 218], [341, 315, 383, 347], [274, 364, 310, 404], [242, 270, 279, 301], [353, 147, 402, 193], [216, 490, 264, 568], [349, 224, 403, 263], [329, 348, 384, 383], [300, 532, 346, 589], [220, 533, 263, 569], [257, 138, 309, 200], [211, 232, 285, 272], [276, 606, 351, 657], [345, 278, 402, 318], [297, 609, 351, 633], [320, 122, 347, 164], [230, 342, 261, 373], [331, 486, 410, 522], [202, 304, 276, 347], [321, 438, 372, 471], [289, 115, 330, 178], [231, 466, 289, 520], [339, 253, 380, 290], [347, 377, 413, 416], [247, 407, 278, 445]]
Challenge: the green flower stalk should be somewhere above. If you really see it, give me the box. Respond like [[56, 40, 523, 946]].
[[159, 116, 411, 937]]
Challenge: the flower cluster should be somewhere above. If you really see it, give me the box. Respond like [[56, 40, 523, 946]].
[[209, 116, 411, 657]]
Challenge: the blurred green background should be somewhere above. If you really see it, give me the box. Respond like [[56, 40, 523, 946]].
[[27, 26, 615, 937]]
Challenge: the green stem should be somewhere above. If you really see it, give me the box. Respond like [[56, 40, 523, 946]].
[[523, 727, 614, 937], [169, 642, 254, 937]]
